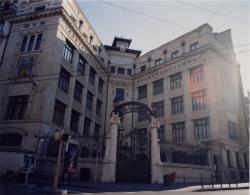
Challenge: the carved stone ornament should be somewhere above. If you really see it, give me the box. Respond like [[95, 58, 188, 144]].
[[110, 113, 120, 125], [150, 117, 160, 129]]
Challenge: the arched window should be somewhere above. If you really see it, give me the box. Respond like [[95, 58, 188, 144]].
[[172, 151, 188, 164], [80, 147, 89, 158], [0, 133, 22, 147]]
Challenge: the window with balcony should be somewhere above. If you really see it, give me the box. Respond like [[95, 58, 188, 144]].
[[194, 117, 210, 139], [74, 80, 83, 103], [190, 65, 204, 83], [171, 96, 184, 115], [58, 68, 70, 93], [171, 50, 179, 59], [70, 110, 80, 132], [83, 117, 91, 137], [190, 42, 198, 51], [53, 99, 66, 127], [228, 121, 238, 141], [89, 67, 96, 85], [117, 67, 125, 75], [63, 40, 74, 64], [110, 66, 115, 73], [96, 99, 102, 116], [153, 79, 163, 95], [20, 34, 43, 53], [94, 123, 100, 139], [191, 90, 206, 111], [17, 55, 36, 78], [5, 95, 29, 120], [140, 65, 146, 72], [78, 54, 86, 75], [115, 88, 125, 102], [157, 125, 165, 142], [98, 78, 104, 93], [127, 69, 132, 75], [170, 72, 182, 89], [154, 58, 162, 66], [86, 91, 94, 111], [152, 101, 164, 118], [172, 122, 185, 142], [138, 84, 147, 100]]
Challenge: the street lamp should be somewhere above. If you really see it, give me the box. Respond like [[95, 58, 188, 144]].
[[53, 130, 64, 189]]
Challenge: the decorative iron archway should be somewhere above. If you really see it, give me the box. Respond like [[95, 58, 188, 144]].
[[111, 101, 154, 183]]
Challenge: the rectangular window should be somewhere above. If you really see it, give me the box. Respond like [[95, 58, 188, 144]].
[[74, 80, 83, 103], [27, 35, 35, 51], [115, 88, 125, 102], [20, 36, 28, 52], [193, 150, 208, 166], [70, 110, 80, 132], [136, 128, 147, 145], [190, 42, 198, 51], [235, 152, 240, 168], [83, 117, 91, 137], [170, 72, 182, 90], [5, 95, 29, 120], [17, 56, 36, 78], [34, 34, 43, 50], [194, 117, 210, 139], [154, 58, 162, 66], [58, 68, 70, 93], [140, 65, 146, 72], [171, 50, 179, 59], [191, 90, 206, 111], [157, 125, 165, 142], [172, 122, 185, 142], [52, 99, 66, 127], [110, 66, 115, 73], [94, 124, 100, 139], [117, 67, 125, 75], [98, 78, 104, 93], [86, 91, 94, 111], [153, 79, 163, 95], [190, 65, 204, 83], [138, 84, 147, 100], [89, 67, 96, 85], [171, 96, 184, 115], [78, 54, 86, 75], [226, 150, 231, 167], [127, 69, 132, 75], [138, 107, 147, 122], [152, 101, 164, 118], [63, 40, 74, 64], [228, 121, 238, 140], [96, 99, 102, 116]]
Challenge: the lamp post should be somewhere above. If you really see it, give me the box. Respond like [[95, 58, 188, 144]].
[[53, 130, 64, 189]]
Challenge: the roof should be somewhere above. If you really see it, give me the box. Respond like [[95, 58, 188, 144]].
[[112, 37, 132, 47], [104, 45, 141, 57]]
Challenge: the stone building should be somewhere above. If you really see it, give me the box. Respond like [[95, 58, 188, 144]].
[[0, 0, 248, 184]]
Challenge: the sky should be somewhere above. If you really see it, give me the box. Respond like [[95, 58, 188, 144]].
[[77, 0, 250, 95]]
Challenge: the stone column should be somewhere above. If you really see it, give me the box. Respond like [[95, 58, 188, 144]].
[[150, 117, 163, 184], [101, 113, 120, 183]]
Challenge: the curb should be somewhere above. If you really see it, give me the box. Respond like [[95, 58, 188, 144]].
[[193, 186, 249, 192]]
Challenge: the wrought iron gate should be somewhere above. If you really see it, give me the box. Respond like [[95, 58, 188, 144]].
[[116, 128, 151, 183]]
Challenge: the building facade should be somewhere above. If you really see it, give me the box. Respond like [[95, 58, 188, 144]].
[[0, 0, 248, 184]]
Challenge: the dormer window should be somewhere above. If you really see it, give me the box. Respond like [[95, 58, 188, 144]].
[[171, 51, 179, 59], [190, 42, 198, 51]]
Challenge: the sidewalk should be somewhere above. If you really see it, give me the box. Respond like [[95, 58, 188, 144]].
[[170, 182, 249, 192]]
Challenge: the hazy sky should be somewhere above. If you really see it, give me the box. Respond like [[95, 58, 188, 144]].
[[77, 0, 250, 95]]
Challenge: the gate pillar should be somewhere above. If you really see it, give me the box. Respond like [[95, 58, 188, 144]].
[[150, 117, 163, 184], [101, 113, 120, 183]]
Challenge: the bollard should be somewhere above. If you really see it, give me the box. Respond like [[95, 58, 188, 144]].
[[228, 176, 231, 188], [200, 173, 204, 189], [236, 178, 238, 188], [211, 174, 214, 188], [220, 174, 222, 188], [183, 175, 186, 187]]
